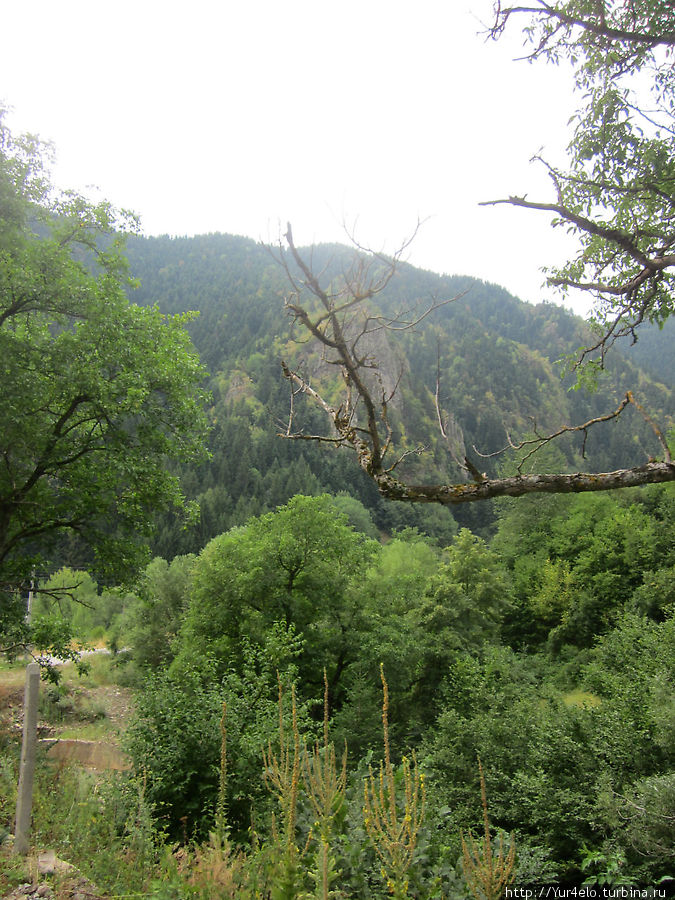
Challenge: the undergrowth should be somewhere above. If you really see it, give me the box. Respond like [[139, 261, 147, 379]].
[[0, 669, 514, 899]]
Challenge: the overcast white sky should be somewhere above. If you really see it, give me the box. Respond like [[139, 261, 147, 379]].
[[2, 0, 587, 312]]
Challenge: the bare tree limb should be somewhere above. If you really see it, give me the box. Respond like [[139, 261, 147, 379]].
[[274, 227, 675, 505], [473, 393, 633, 465]]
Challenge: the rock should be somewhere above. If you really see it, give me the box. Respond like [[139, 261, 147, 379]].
[[37, 849, 74, 875], [37, 849, 56, 874]]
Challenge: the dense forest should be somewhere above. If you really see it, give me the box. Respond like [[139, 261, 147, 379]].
[[17, 230, 672, 894], [32, 485, 675, 893], [2, 0, 675, 893]]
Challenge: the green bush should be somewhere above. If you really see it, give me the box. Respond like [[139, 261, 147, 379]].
[[126, 624, 308, 841]]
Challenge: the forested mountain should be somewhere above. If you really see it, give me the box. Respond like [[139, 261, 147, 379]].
[[123, 232, 673, 556], [623, 316, 675, 387]]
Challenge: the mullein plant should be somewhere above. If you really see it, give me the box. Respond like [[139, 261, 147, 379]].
[[215, 700, 228, 842], [302, 671, 348, 900], [262, 677, 311, 900], [262, 672, 349, 900], [363, 664, 426, 899], [461, 758, 515, 900]]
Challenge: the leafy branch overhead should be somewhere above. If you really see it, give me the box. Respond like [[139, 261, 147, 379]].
[[275, 224, 673, 505], [485, 0, 675, 370]]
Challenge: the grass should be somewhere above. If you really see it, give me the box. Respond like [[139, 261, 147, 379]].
[[0, 760, 160, 898], [562, 689, 602, 709], [0, 649, 114, 689], [0, 659, 29, 690], [76, 651, 119, 686], [0, 845, 32, 893], [55, 721, 115, 741]]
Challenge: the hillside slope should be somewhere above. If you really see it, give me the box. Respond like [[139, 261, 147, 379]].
[[124, 233, 673, 551]]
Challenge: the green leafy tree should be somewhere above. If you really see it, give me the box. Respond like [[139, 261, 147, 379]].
[[581, 612, 675, 781], [496, 487, 675, 650], [124, 554, 196, 672], [488, 0, 675, 371], [421, 611, 675, 885], [335, 536, 442, 751], [174, 494, 379, 703], [334, 530, 510, 753], [630, 564, 675, 619], [432, 530, 511, 648], [0, 111, 209, 654], [32, 567, 101, 643], [422, 646, 602, 882], [329, 492, 380, 539]]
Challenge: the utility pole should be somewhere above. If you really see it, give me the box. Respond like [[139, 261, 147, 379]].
[[14, 568, 40, 854], [14, 661, 40, 855]]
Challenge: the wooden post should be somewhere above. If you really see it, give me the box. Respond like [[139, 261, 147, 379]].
[[14, 662, 40, 855]]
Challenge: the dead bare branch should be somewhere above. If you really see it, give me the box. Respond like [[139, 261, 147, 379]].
[[274, 225, 675, 506], [629, 390, 673, 462], [473, 393, 634, 472]]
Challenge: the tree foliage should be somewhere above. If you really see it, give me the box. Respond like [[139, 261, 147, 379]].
[[487, 0, 675, 370], [174, 494, 378, 702], [107, 481, 675, 887], [0, 112, 209, 652]]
